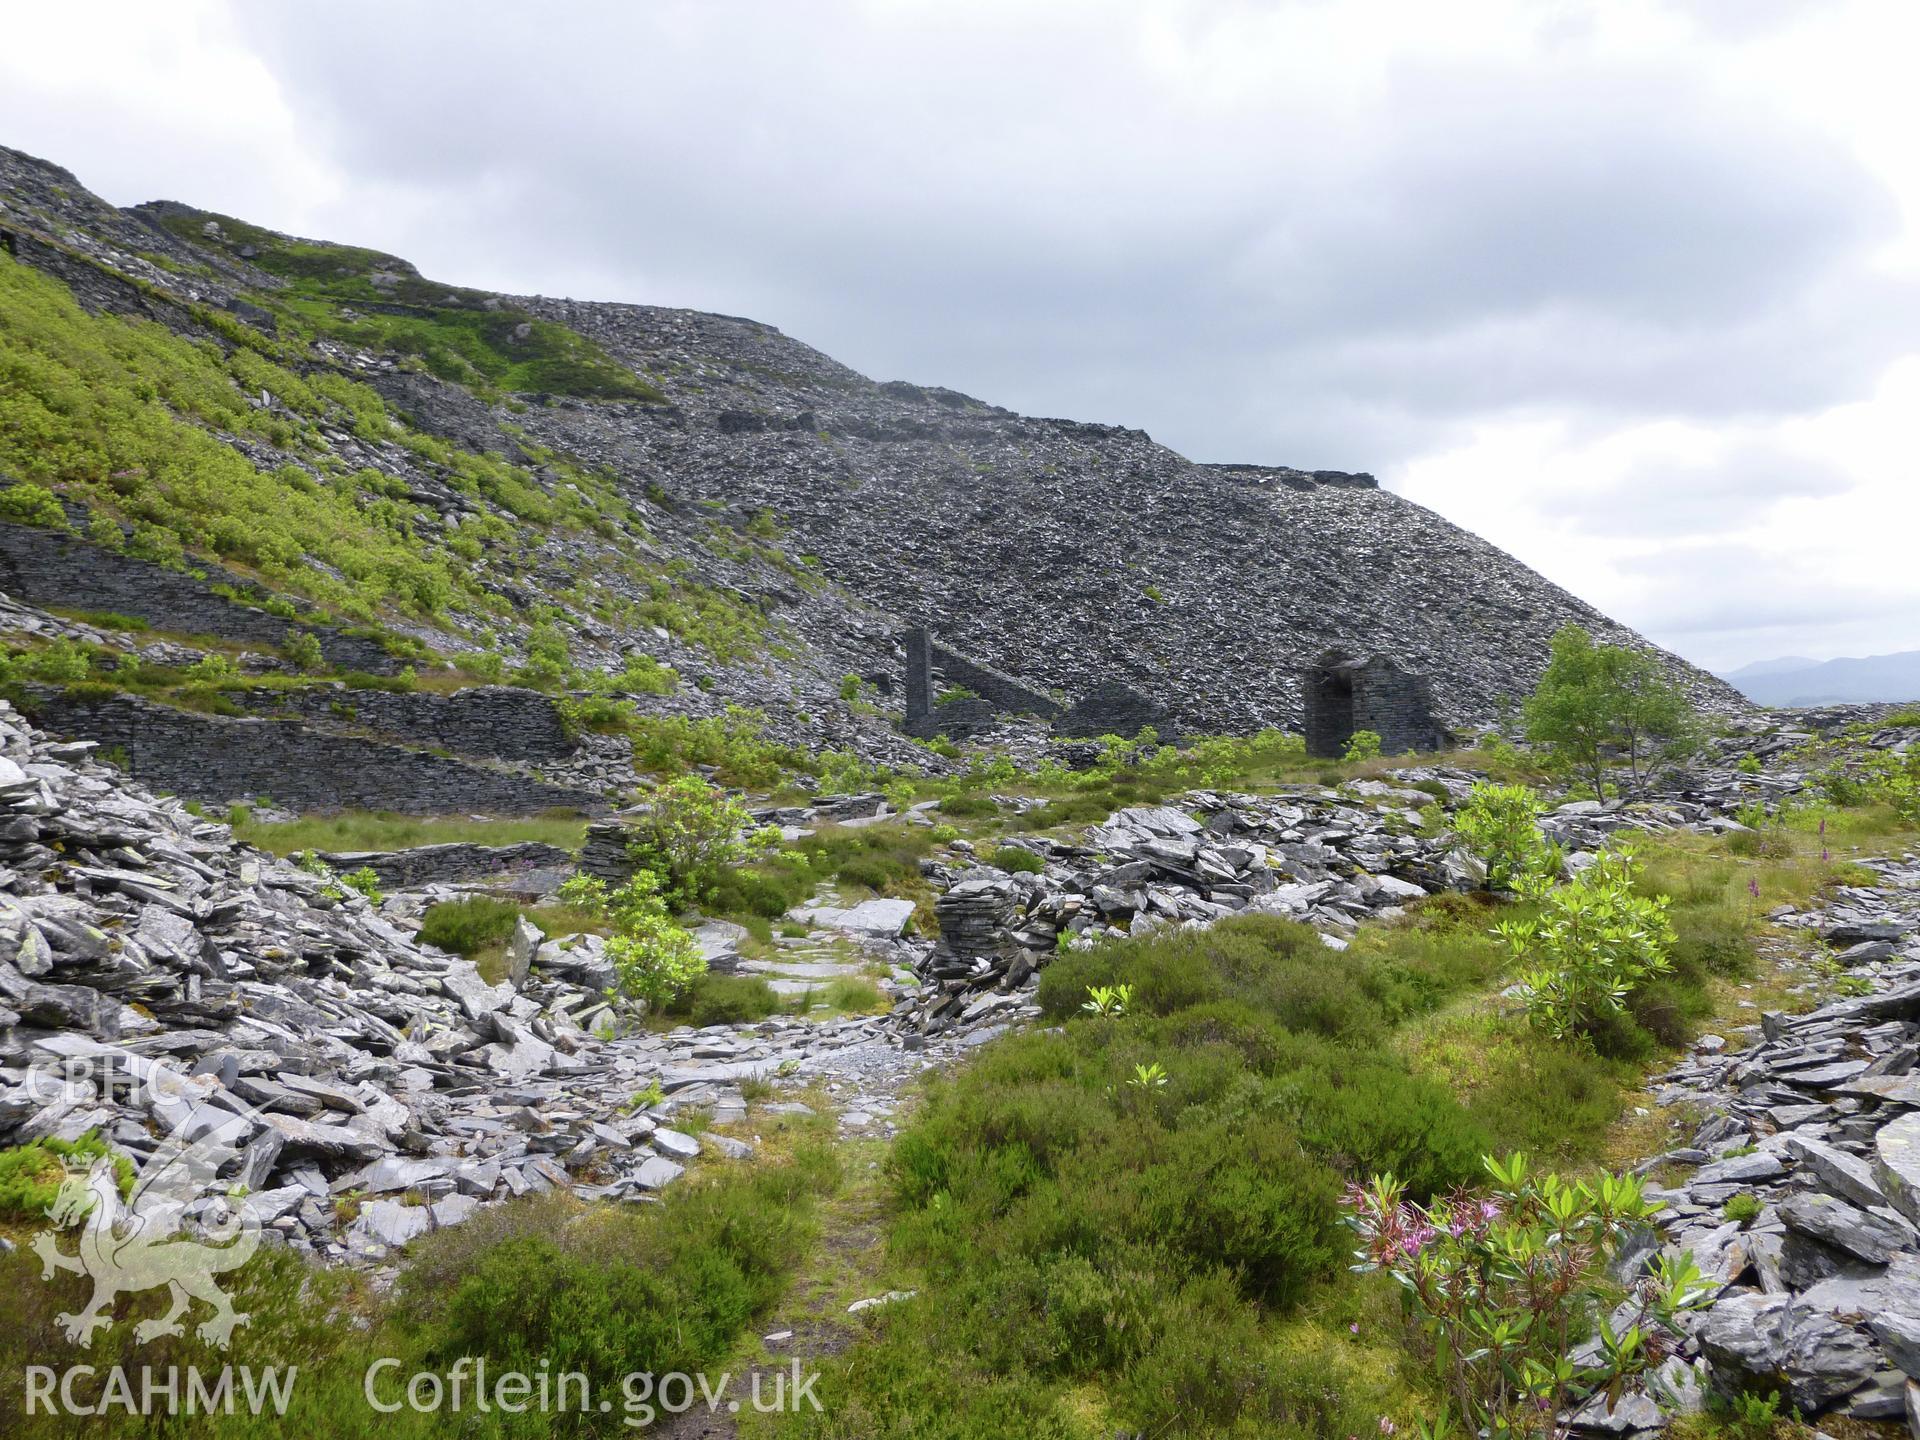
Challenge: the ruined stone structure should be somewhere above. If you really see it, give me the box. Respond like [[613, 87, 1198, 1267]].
[[1302, 651, 1448, 758], [902, 629, 1182, 743], [1057, 680, 1180, 742], [902, 626, 1065, 739], [902, 627, 936, 731]]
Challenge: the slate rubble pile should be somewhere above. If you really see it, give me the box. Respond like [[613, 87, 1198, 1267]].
[[514, 295, 1745, 732], [898, 779, 1492, 1033], [0, 146, 947, 777], [896, 706, 1919, 1039], [0, 702, 976, 1262], [1608, 853, 1920, 1432]]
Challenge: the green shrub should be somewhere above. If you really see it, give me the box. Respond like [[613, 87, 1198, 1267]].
[[0, 481, 69, 527], [0, 1132, 133, 1219], [833, 856, 900, 891], [937, 789, 999, 818], [624, 776, 781, 911], [1497, 850, 1676, 1044], [991, 845, 1046, 874], [556, 871, 705, 1006], [283, 629, 326, 673], [339, 866, 383, 904], [416, 895, 522, 956], [707, 863, 813, 918], [1347, 1156, 1711, 1438], [1133, 1114, 1344, 1306], [397, 1138, 837, 1393], [626, 708, 804, 788], [1281, 1061, 1491, 1199], [1342, 728, 1382, 762], [671, 973, 781, 1026], [3, 639, 96, 683], [615, 651, 677, 695], [1453, 780, 1555, 890], [1039, 915, 1401, 1043], [804, 882, 1653, 1436]]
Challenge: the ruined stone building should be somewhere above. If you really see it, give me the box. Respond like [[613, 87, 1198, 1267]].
[[1302, 650, 1448, 758]]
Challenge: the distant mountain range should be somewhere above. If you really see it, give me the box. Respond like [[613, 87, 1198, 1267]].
[[1720, 649, 1920, 706]]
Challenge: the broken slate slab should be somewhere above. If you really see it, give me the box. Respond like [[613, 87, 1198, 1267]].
[[1875, 1112, 1920, 1226], [1780, 1192, 1913, 1264], [1695, 1290, 1879, 1411], [628, 1156, 685, 1192], [791, 897, 916, 940], [354, 1198, 432, 1250], [1693, 1150, 1787, 1186], [650, 1128, 700, 1160], [1785, 1134, 1890, 1211]]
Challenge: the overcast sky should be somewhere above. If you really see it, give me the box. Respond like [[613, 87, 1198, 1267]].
[[4, 0, 1915, 673]]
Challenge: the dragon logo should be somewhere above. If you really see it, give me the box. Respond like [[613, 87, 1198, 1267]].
[[26, 1056, 264, 1349]]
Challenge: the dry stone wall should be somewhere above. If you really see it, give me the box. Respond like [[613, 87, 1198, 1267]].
[[228, 684, 577, 763], [317, 840, 574, 890], [19, 689, 603, 815]]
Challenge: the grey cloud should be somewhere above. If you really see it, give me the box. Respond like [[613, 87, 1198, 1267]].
[[1615, 543, 1910, 664], [1539, 446, 1858, 540], [217, 1, 1909, 472]]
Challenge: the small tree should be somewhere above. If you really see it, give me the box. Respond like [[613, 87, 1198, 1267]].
[[1343, 728, 1383, 762], [1453, 782, 1557, 892], [554, 872, 705, 1006], [603, 872, 705, 1005], [1523, 626, 1693, 793], [623, 776, 780, 911], [1497, 850, 1675, 1042], [1609, 648, 1697, 789]]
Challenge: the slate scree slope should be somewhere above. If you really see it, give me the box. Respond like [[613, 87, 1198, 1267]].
[[0, 143, 1742, 757]]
